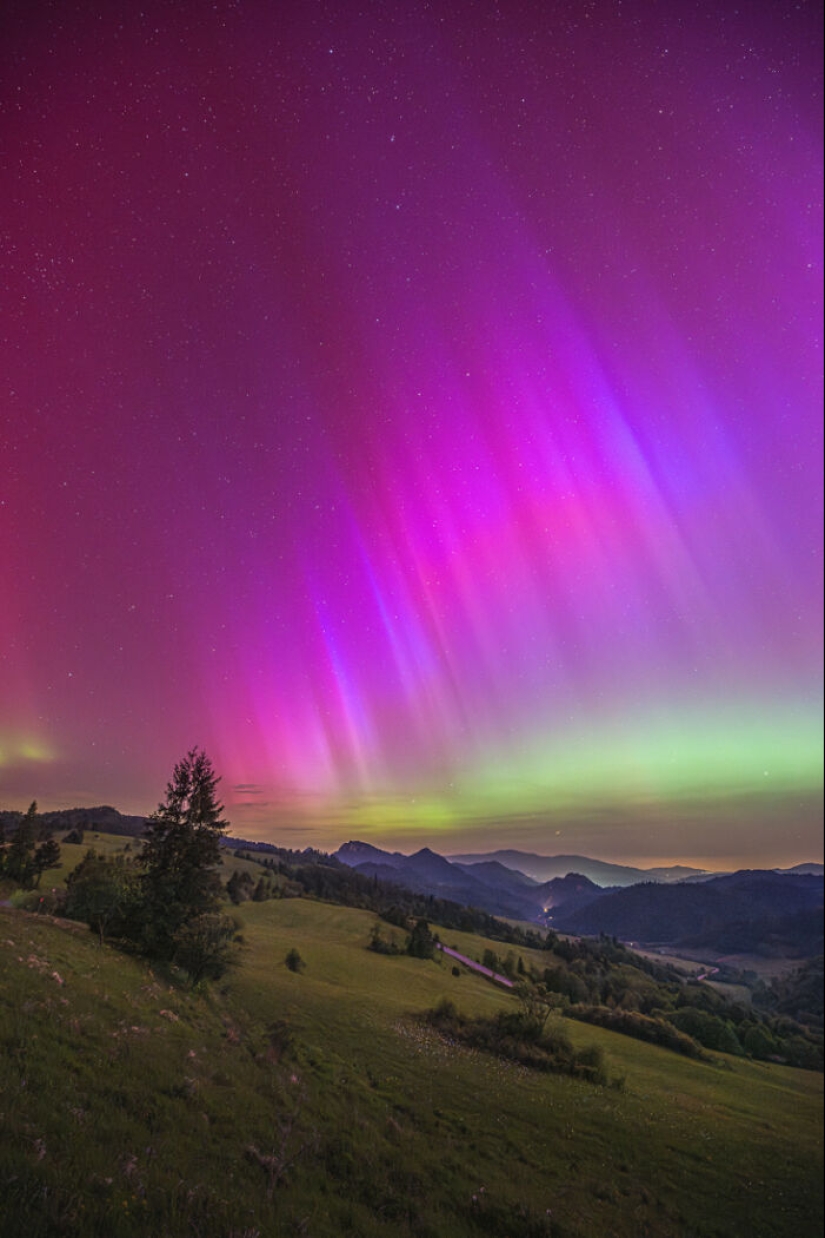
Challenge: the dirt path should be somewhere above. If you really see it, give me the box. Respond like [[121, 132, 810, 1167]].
[[695, 966, 720, 982], [436, 943, 514, 987]]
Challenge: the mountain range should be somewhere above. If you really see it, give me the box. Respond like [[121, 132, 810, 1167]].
[[333, 841, 538, 919], [445, 848, 711, 886], [3, 807, 821, 956], [335, 840, 823, 956]]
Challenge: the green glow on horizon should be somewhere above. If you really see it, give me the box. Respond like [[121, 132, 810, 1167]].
[[323, 692, 823, 837], [464, 695, 823, 805]]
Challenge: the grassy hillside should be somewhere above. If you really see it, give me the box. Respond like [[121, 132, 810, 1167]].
[[1, 895, 822, 1238]]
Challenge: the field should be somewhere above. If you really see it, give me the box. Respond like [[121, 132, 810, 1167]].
[[626, 946, 803, 983], [1, 876, 822, 1238], [628, 946, 810, 1007]]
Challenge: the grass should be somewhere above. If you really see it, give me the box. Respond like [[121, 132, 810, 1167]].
[[0, 891, 822, 1237]]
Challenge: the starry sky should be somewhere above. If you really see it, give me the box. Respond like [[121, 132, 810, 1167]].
[[2, 0, 822, 868]]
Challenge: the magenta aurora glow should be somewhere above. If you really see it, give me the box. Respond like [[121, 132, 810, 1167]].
[[2, 1, 822, 869]]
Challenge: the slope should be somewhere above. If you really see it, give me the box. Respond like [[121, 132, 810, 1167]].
[[0, 899, 822, 1238]]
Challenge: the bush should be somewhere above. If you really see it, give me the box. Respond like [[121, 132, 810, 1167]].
[[285, 948, 305, 973], [669, 1007, 743, 1055], [570, 1005, 709, 1060], [172, 913, 239, 985], [423, 999, 606, 1083], [431, 996, 459, 1022], [368, 922, 402, 954], [226, 870, 256, 904], [64, 850, 140, 946], [14, 888, 67, 916], [742, 1023, 775, 1060], [406, 919, 436, 959]]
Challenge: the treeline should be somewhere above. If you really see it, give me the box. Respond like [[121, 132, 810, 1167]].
[[0, 804, 146, 838], [225, 868, 280, 905]]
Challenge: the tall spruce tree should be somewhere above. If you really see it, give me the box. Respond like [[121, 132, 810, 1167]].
[[138, 749, 229, 959]]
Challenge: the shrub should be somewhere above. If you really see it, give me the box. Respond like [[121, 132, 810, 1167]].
[[569, 1005, 709, 1060], [64, 850, 140, 946], [368, 922, 402, 954], [173, 913, 239, 985], [285, 948, 305, 973], [406, 919, 436, 959], [226, 870, 255, 904], [742, 1023, 775, 1060], [14, 888, 67, 916], [423, 999, 606, 1083], [430, 996, 459, 1023]]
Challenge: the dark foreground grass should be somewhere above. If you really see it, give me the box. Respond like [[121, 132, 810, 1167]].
[[0, 899, 822, 1237]]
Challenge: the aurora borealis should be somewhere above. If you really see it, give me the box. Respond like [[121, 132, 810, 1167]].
[[2, 1, 822, 867]]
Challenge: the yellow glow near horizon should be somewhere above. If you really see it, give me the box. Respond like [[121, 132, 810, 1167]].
[[0, 735, 57, 768]]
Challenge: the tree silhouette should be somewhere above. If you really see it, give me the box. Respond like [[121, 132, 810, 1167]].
[[138, 749, 228, 960], [65, 849, 138, 945], [1, 802, 61, 890], [406, 918, 436, 959], [30, 837, 61, 888], [2, 801, 39, 885]]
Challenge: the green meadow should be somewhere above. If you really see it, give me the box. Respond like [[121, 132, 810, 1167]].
[[0, 859, 822, 1237]]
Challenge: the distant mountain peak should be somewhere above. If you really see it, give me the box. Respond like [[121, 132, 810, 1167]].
[[335, 840, 404, 868]]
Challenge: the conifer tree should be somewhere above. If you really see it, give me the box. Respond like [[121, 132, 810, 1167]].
[[30, 837, 61, 888], [138, 749, 228, 959], [2, 801, 38, 884], [1, 802, 59, 889]]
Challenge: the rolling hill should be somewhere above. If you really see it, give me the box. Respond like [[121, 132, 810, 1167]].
[[1, 892, 822, 1237]]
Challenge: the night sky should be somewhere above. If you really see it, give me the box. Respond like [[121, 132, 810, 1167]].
[[3, 1, 822, 867]]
